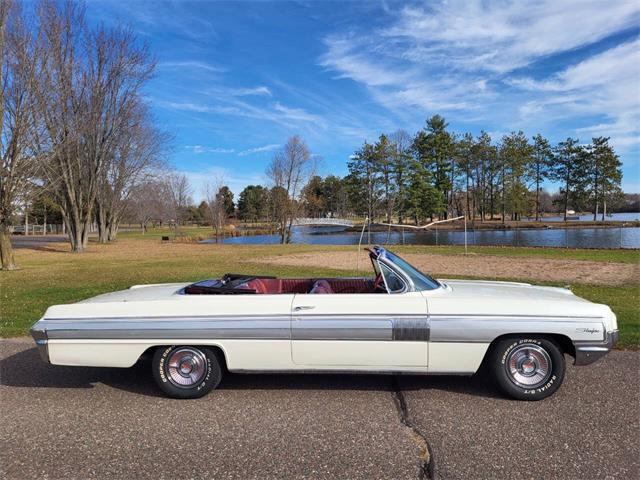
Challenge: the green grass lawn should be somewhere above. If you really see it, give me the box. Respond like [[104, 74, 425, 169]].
[[1, 236, 638, 348]]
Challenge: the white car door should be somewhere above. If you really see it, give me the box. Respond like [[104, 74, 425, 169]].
[[291, 276, 429, 368]]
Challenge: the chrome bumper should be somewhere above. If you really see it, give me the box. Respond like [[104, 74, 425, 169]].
[[574, 330, 618, 366], [30, 324, 50, 363]]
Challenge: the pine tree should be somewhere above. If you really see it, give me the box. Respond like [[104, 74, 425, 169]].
[[530, 134, 553, 220], [586, 137, 623, 220], [347, 142, 381, 221], [552, 138, 589, 220], [412, 115, 455, 219]]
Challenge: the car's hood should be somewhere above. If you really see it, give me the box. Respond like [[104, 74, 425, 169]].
[[439, 279, 583, 302], [77, 283, 191, 303], [428, 279, 612, 320]]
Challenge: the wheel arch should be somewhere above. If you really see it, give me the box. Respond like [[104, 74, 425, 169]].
[[477, 332, 576, 372], [488, 332, 576, 358], [139, 343, 229, 370]]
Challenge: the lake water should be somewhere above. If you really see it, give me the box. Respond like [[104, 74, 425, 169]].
[[217, 223, 640, 249]]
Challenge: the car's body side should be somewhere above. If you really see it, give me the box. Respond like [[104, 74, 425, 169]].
[[31, 279, 618, 375]]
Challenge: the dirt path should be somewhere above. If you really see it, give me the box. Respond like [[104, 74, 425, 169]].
[[256, 251, 639, 285]]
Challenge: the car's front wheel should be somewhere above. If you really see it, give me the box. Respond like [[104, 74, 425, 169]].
[[152, 346, 222, 399], [490, 337, 565, 400]]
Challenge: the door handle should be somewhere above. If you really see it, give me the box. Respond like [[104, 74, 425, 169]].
[[294, 305, 315, 311]]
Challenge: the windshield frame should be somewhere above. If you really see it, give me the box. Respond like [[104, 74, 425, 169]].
[[374, 247, 441, 292]]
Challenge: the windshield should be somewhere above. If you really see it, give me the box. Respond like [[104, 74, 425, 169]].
[[384, 251, 441, 291]]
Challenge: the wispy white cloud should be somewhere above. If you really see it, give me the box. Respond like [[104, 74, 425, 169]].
[[513, 38, 640, 149], [319, 0, 640, 153], [185, 145, 235, 154], [237, 144, 280, 157], [230, 86, 272, 97], [161, 101, 213, 113], [159, 61, 224, 73], [159, 94, 325, 131], [383, 0, 639, 73]]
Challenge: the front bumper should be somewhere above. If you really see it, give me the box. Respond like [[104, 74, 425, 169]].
[[574, 330, 619, 366], [30, 323, 50, 363]]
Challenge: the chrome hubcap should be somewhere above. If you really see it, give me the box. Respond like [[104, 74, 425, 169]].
[[506, 344, 552, 388], [166, 348, 207, 388]]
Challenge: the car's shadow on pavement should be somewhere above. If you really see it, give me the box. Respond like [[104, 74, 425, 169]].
[[0, 346, 504, 399]]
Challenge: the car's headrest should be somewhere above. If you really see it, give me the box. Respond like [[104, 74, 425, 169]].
[[309, 279, 332, 294]]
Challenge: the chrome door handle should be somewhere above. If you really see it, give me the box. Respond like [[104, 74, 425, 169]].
[[294, 305, 315, 311]]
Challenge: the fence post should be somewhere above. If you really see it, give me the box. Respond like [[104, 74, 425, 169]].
[[464, 216, 468, 255], [620, 226, 623, 249]]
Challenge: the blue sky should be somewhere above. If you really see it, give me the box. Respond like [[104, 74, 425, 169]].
[[88, 0, 640, 198]]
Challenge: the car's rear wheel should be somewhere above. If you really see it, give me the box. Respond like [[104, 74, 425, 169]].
[[490, 337, 565, 400], [152, 346, 222, 399]]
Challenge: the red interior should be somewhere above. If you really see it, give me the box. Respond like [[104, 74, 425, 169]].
[[238, 277, 377, 294]]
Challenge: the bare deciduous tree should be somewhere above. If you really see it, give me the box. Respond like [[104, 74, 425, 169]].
[[127, 179, 169, 233], [34, 0, 155, 252], [166, 172, 192, 227], [204, 176, 228, 239], [266, 135, 312, 243], [0, 1, 41, 269], [95, 103, 167, 243]]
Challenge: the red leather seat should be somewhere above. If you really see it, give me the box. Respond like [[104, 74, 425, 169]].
[[309, 279, 332, 294], [239, 279, 282, 294]]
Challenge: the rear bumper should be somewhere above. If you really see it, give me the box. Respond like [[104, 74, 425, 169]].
[[30, 323, 50, 364], [574, 330, 618, 366]]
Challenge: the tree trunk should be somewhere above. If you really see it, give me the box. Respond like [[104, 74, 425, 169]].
[[535, 163, 540, 221], [563, 175, 569, 221], [96, 204, 109, 243], [593, 170, 599, 221], [63, 204, 89, 253], [0, 223, 18, 270]]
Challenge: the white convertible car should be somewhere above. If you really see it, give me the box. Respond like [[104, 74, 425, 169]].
[[31, 246, 618, 400]]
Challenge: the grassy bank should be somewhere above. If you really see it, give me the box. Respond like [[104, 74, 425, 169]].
[[1, 236, 638, 347]]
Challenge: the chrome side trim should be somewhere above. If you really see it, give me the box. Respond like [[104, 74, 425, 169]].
[[42, 317, 291, 341], [429, 316, 606, 343], [292, 318, 391, 341], [38, 314, 431, 342], [392, 318, 430, 341], [30, 324, 50, 363], [573, 330, 618, 366], [292, 314, 429, 341]]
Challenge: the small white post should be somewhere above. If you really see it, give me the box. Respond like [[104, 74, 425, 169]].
[[464, 216, 468, 255], [357, 216, 368, 273]]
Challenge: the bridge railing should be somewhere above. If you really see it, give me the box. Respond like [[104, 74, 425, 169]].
[[292, 217, 354, 227]]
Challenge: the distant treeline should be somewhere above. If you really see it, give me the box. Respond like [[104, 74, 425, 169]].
[[233, 115, 624, 224]]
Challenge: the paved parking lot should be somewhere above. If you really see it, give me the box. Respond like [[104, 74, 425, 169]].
[[1, 338, 638, 479]]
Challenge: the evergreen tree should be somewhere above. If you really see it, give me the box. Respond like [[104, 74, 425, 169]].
[[406, 159, 444, 224], [301, 175, 326, 217], [552, 138, 589, 220], [237, 185, 268, 223], [389, 130, 412, 224], [347, 142, 381, 221], [217, 186, 235, 217], [499, 131, 534, 221], [412, 115, 455, 219], [455, 133, 475, 219], [586, 137, 623, 220], [375, 134, 395, 223], [530, 134, 554, 220]]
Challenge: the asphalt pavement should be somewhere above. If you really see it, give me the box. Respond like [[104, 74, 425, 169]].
[[1, 338, 638, 479]]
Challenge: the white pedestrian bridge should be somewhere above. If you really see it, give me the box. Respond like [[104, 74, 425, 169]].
[[291, 217, 354, 227]]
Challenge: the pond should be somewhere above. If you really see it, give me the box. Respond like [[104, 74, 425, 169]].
[[212, 223, 640, 249]]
